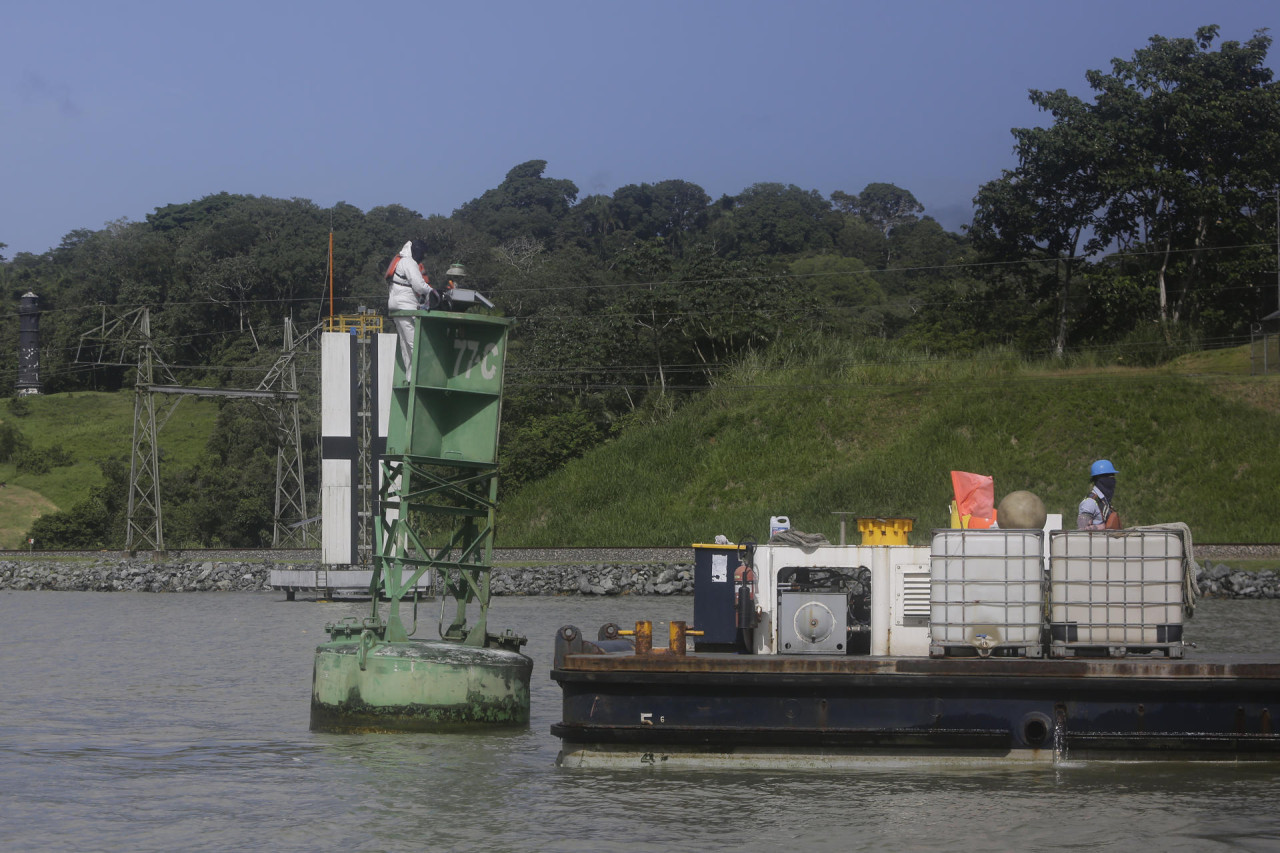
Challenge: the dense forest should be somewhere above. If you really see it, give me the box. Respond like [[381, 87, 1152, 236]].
[[2, 25, 1278, 548]]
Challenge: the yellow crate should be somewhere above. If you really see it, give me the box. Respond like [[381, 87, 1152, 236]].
[[857, 517, 914, 546]]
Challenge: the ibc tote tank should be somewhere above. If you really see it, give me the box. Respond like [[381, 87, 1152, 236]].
[[930, 528, 1045, 657], [1048, 529, 1185, 657]]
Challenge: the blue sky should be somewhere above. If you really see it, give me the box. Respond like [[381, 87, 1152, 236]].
[[2, 0, 1276, 256]]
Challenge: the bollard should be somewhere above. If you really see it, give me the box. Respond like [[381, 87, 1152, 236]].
[[618, 621, 653, 655], [668, 621, 704, 657]]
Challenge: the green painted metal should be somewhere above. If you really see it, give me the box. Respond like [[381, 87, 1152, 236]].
[[310, 637, 533, 731], [371, 310, 520, 648], [312, 308, 530, 732], [387, 313, 508, 465]]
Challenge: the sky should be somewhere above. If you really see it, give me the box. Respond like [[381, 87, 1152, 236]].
[[2, 0, 1277, 257]]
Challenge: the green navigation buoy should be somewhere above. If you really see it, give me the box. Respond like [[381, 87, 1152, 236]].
[[311, 633, 531, 731], [310, 309, 532, 732]]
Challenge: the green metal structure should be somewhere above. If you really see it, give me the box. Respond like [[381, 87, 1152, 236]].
[[371, 309, 522, 650], [311, 308, 530, 732]]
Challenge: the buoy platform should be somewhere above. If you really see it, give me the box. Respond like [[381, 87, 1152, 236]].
[[309, 309, 530, 732], [312, 635, 532, 732]]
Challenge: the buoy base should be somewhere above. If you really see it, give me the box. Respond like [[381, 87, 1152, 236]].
[[310, 638, 533, 732]]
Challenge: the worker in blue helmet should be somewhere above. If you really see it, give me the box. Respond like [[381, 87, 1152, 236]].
[[1077, 459, 1121, 530]]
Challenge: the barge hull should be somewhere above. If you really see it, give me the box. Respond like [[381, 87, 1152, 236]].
[[552, 649, 1280, 766]]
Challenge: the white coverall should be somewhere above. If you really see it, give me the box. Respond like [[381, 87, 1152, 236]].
[[388, 241, 433, 371]]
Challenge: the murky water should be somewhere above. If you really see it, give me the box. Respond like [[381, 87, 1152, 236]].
[[3, 592, 1280, 852]]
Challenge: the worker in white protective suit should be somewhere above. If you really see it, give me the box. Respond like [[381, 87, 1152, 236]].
[[387, 240, 438, 372]]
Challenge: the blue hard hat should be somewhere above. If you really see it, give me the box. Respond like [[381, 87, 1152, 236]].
[[1090, 459, 1118, 477]]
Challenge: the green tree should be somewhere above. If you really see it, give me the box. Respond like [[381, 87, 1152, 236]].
[[1088, 26, 1280, 327], [711, 183, 837, 258], [974, 25, 1280, 352], [612, 241, 813, 393], [0, 421, 29, 462], [971, 87, 1108, 357], [198, 255, 265, 340], [837, 183, 925, 239], [499, 407, 609, 492], [606, 179, 710, 255], [562, 193, 621, 258], [456, 160, 579, 244], [789, 254, 886, 335], [832, 212, 890, 267], [26, 457, 130, 548]]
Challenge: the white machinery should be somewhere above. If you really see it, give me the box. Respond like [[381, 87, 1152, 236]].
[[746, 543, 933, 657]]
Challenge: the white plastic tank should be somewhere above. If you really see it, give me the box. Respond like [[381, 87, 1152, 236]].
[[769, 516, 791, 538], [930, 529, 1045, 655], [1048, 529, 1184, 651]]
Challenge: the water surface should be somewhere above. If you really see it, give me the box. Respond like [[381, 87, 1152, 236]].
[[2, 592, 1279, 852]]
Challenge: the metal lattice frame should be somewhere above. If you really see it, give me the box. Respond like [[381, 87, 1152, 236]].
[[373, 458, 500, 644], [79, 308, 312, 552], [367, 310, 520, 651], [355, 336, 376, 565], [124, 311, 180, 552], [1250, 325, 1280, 375], [258, 318, 313, 548]]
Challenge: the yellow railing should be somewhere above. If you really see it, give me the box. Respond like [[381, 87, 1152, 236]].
[[325, 314, 384, 337]]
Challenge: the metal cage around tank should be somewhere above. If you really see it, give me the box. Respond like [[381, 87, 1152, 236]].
[[1048, 529, 1187, 658], [929, 529, 1047, 658]]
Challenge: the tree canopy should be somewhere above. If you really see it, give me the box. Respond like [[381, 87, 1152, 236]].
[[972, 25, 1280, 352], [2, 23, 1277, 548]]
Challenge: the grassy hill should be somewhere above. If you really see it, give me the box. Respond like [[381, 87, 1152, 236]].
[[0, 392, 220, 549], [3, 344, 1276, 550], [496, 342, 1280, 546]]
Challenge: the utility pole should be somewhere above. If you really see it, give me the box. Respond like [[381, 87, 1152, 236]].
[[257, 316, 316, 548], [78, 308, 308, 554]]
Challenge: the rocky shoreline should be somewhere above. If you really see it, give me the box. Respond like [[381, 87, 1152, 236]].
[[0, 558, 699, 596], [1, 556, 1280, 600]]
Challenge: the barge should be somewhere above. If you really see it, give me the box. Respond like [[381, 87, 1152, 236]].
[[551, 524, 1280, 767]]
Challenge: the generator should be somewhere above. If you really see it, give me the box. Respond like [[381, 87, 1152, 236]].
[[778, 591, 849, 653], [748, 543, 932, 657]]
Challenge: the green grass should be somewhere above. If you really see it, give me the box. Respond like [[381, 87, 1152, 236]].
[[1169, 347, 1252, 374], [1208, 559, 1280, 572], [0, 391, 220, 548], [497, 341, 1280, 546], [5, 343, 1278, 551], [0, 484, 57, 548]]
